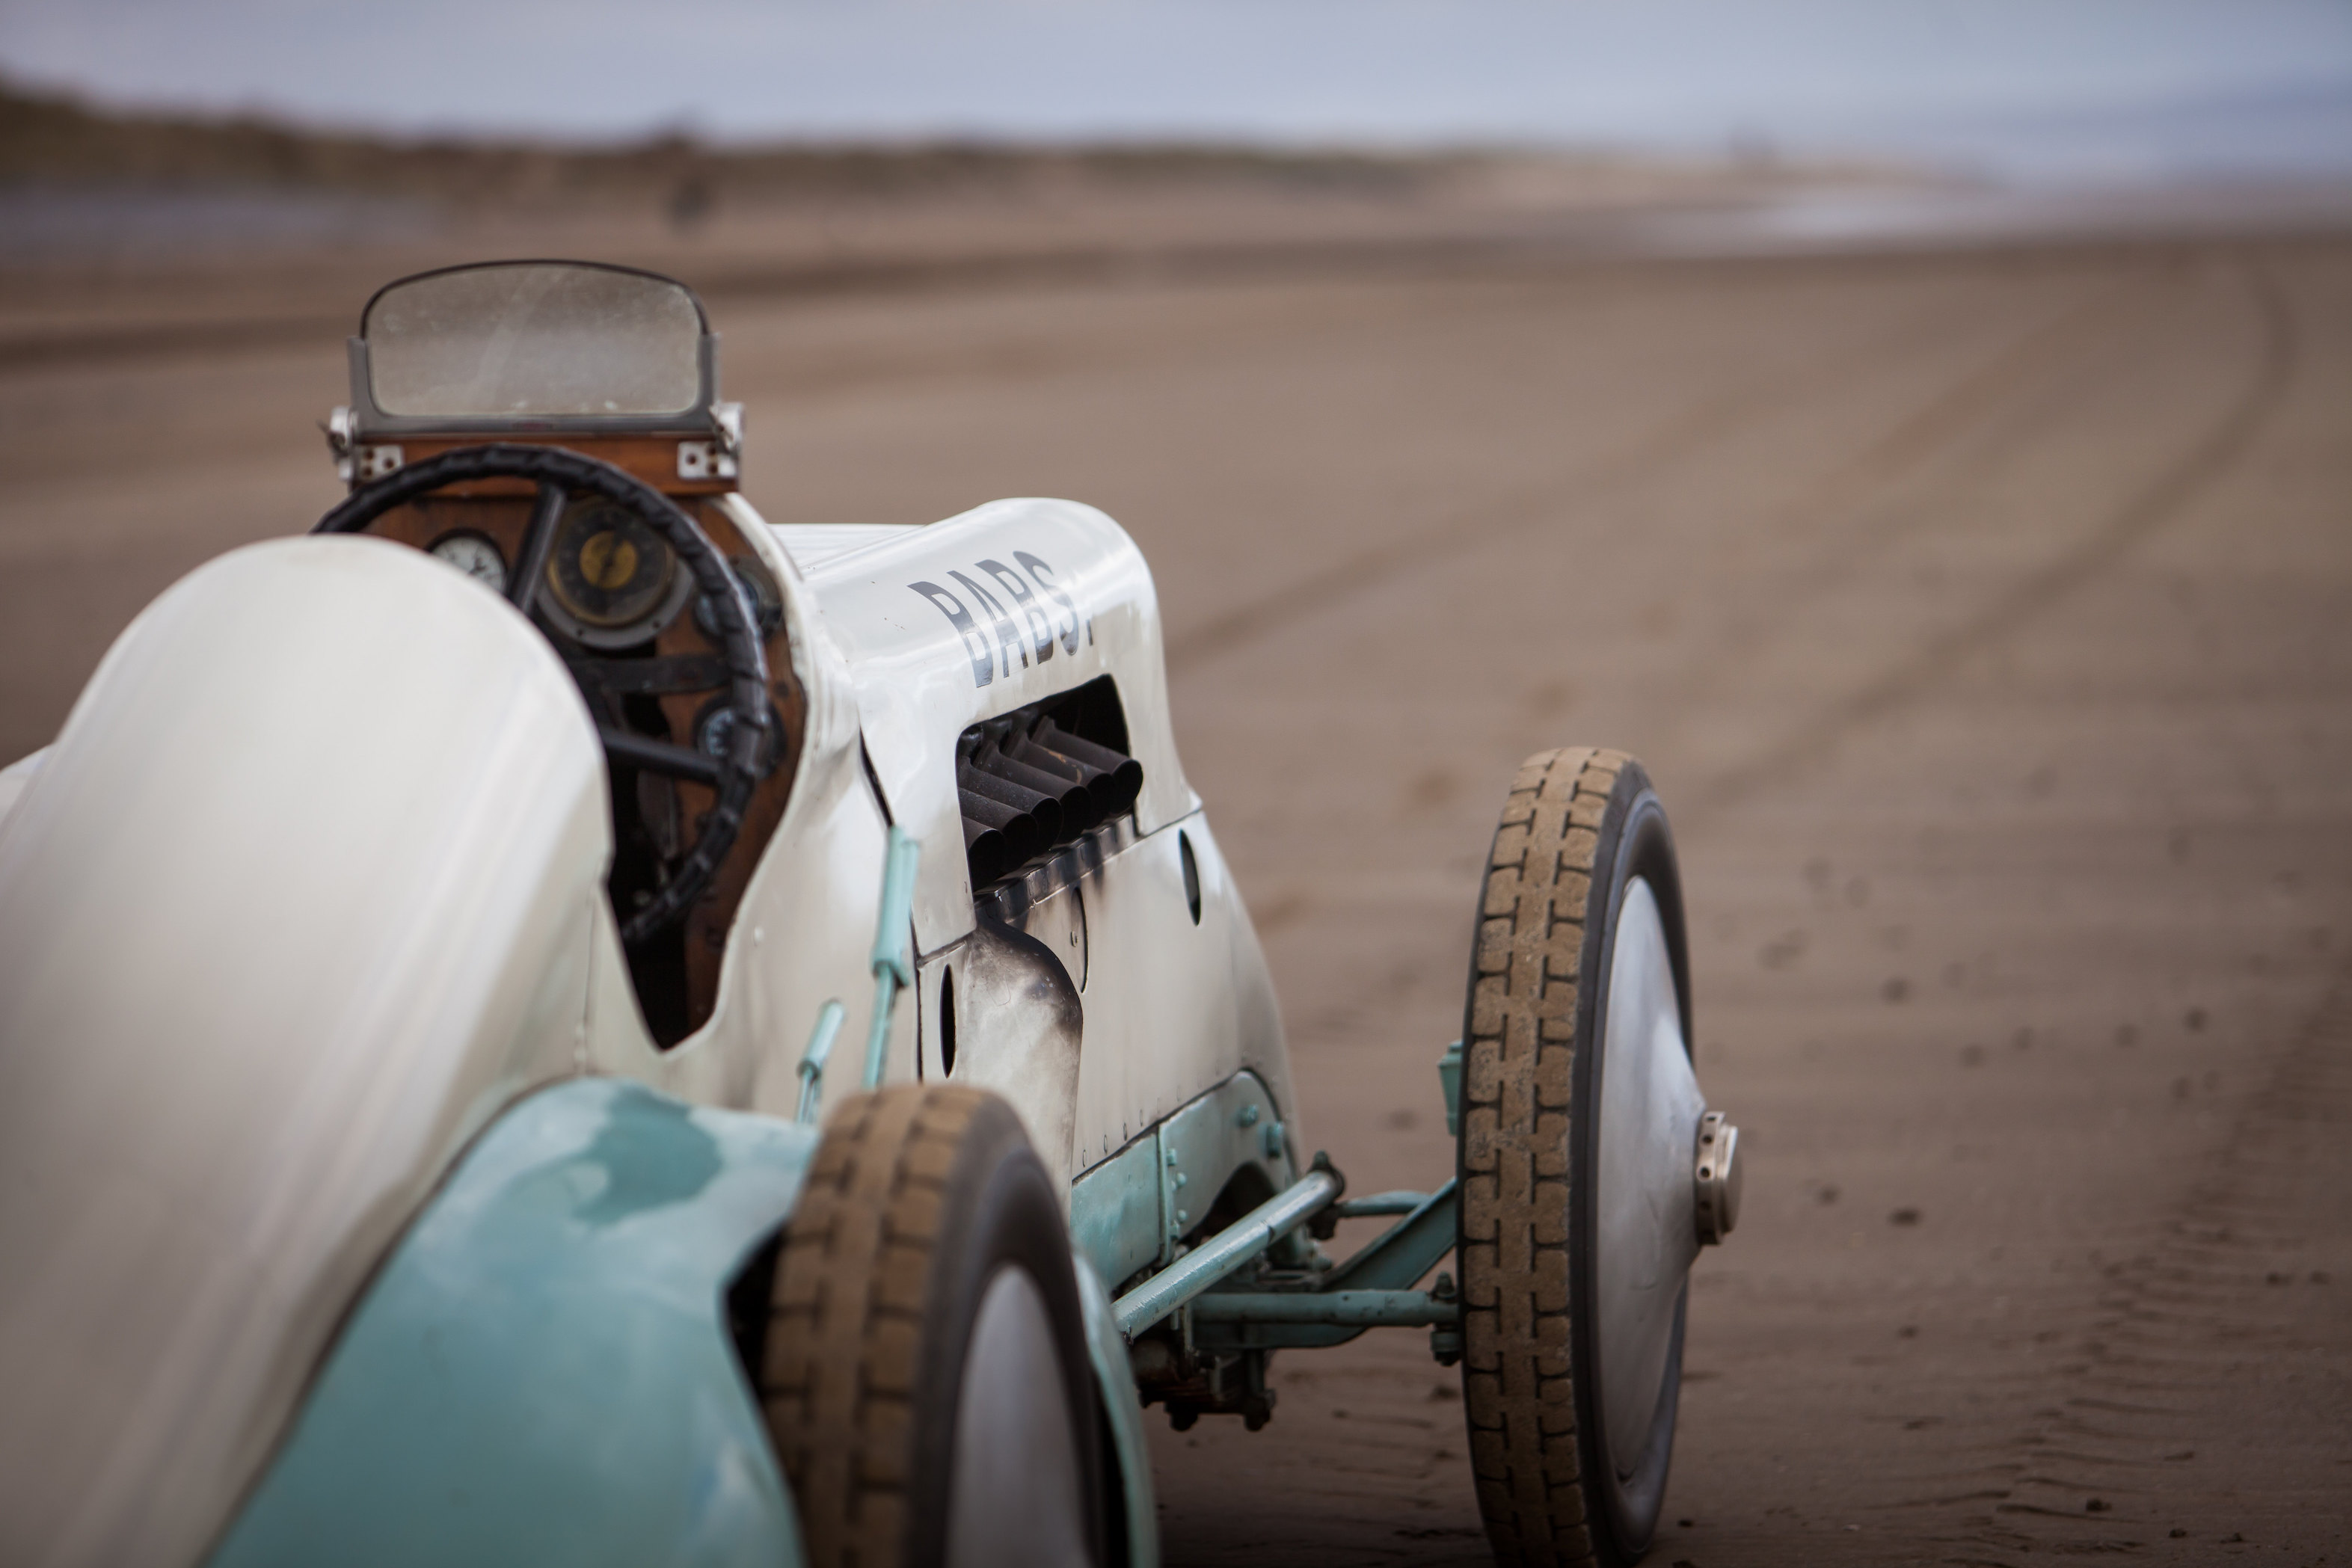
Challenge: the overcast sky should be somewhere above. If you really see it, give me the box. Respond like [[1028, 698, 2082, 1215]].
[[4, 0, 2348, 181]]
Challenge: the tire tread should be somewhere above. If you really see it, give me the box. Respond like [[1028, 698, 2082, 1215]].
[[1460, 747, 1630, 1568], [759, 1083, 998, 1567]]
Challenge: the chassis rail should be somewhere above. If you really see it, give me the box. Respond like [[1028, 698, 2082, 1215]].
[[1188, 1289, 1456, 1327]]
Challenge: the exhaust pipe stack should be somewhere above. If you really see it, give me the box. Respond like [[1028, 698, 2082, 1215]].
[[956, 707, 1144, 889], [960, 763, 1064, 849], [957, 792, 1038, 888], [1030, 720, 1144, 817], [983, 745, 1095, 834]]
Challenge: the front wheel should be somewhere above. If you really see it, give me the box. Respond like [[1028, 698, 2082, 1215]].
[[1457, 748, 1726, 1567], [756, 1085, 1103, 1568]]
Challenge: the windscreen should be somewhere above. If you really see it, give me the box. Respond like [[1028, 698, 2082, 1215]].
[[365, 263, 703, 418]]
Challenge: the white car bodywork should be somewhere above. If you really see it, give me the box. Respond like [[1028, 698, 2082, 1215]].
[[786, 498, 1292, 1182], [0, 479, 1284, 1566]]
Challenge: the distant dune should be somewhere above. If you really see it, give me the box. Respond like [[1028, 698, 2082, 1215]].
[[0, 74, 1455, 202], [0, 73, 1927, 261]]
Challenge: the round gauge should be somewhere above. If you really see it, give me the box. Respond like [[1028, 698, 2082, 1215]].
[[538, 501, 690, 648], [428, 531, 508, 594]]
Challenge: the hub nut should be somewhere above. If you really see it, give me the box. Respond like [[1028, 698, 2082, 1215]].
[[1694, 1110, 1741, 1245]]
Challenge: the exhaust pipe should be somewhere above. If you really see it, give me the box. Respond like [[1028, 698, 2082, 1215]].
[[973, 742, 1099, 834], [959, 809, 1010, 890], [1001, 736, 1105, 831], [1030, 720, 1143, 816], [958, 763, 1063, 848], [957, 788, 1042, 878], [953, 704, 1147, 888]]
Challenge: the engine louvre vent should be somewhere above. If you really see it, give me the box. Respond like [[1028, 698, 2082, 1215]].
[[957, 678, 1140, 890]]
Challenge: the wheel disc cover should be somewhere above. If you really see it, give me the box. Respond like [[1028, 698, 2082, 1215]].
[[1594, 876, 1704, 1478], [944, 1267, 1091, 1568]]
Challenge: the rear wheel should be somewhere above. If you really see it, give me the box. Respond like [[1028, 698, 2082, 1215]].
[[757, 1085, 1102, 1568], [1456, 748, 1705, 1567]]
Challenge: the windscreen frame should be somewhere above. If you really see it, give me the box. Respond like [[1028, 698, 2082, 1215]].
[[346, 259, 725, 439]]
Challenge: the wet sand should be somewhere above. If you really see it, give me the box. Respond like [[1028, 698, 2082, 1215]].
[[2, 200, 2347, 1564]]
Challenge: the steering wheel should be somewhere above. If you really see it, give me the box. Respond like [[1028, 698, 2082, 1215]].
[[315, 443, 772, 946]]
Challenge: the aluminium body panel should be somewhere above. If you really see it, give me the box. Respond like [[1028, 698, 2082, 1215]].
[[0, 746, 42, 824], [912, 810, 1295, 1193], [782, 498, 1294, 1181], [788, 497, 1197, 958], [1060, 811, 1293, 1176]]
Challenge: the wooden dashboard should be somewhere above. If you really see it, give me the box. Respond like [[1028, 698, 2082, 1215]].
[[355, 435, 805, 1045]]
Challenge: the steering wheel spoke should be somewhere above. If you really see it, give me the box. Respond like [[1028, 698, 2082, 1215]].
[[509, 479, 568, 617], [602, 728, 722, 787], [567, 653, 729, 698]]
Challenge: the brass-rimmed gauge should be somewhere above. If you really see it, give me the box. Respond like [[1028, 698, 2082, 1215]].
[[537, 499, 693, 648], [427, 530, 508, 594]]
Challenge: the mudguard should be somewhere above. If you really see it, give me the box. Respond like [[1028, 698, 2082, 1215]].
[[208, 1079, 815, 1568], [1074, 1253, 1162, 1568]]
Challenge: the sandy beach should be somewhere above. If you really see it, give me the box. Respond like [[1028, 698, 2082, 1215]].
[[2, 184, 2346, 1564]]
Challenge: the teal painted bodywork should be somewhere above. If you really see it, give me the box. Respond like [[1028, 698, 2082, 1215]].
[[795, 998, 849, 1123], [862, 825, 921, 1088], [1069, 1137, 1164, 1290], [209, 1078, 815, 1568], [1068, 1070, 1296, 1292], [1072, 1254, 1161, 1568]]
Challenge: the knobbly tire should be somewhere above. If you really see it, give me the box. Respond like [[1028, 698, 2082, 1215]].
[[757, 1084, 1103, 1568], [1457, 748, 1694, 1568]]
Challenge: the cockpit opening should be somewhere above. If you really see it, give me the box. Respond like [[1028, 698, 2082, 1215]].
[[319, 259, 803, 1048]]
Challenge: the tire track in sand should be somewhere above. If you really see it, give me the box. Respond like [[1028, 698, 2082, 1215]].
[[1161, 271, 2116, 678], [1915, 959, 2352, 1564], [1686, 259, 2295, 825]]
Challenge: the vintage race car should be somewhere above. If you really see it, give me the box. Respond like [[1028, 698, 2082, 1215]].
[[0, 261, 1740, 1568]]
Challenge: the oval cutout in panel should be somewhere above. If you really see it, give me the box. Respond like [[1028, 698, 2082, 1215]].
[[940, 964, 958, 1077], [1179, 831, 1202, 926]]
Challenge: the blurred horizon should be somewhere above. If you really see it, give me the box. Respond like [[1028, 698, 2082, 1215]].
[[2, 0, 2349, 188]]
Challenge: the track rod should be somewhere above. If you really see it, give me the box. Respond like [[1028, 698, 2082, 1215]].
[[1111, 1168, 1342, 1338]]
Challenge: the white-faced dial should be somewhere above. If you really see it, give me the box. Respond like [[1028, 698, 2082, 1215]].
[[429, 532, 509, 594]]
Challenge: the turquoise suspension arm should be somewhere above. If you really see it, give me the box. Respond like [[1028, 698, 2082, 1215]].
[[861, 826, 920, 1090]]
